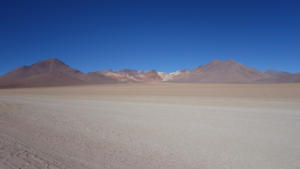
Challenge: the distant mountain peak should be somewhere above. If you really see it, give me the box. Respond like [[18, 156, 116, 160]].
[[205, 59, 240, 67], [169, 59, 269, 83], [225, 59, 238, 64], [44, 58, 63, 62], [0, 58, 88, 88], [0, 58, 299, 88], [209, 59, 223, 64], [33, 58, 66, 66]]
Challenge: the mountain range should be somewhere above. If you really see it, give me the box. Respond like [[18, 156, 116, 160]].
[[0, 58, 299, 88]]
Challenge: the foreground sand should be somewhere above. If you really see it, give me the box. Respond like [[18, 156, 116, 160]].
[[0, 83, 300, 169]]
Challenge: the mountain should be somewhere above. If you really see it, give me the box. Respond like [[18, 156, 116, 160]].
[[0, 58, 299, 88], [0, 58, 115, 88], [0, 58, 83, 88], [259, 73, 300, 83], [165, 59, 270, 83], [275, 74, 300, 82], [158, 70, 189, 82], [0, 59, 161, 88], [265, 70, 291, 77], [93, 69, 162, 83]]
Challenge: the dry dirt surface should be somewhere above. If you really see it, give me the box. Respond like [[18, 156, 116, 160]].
[[1, 83, 300, 169]]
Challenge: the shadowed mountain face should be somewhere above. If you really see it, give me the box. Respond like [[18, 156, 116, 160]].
[[0, 58, 299, 88], [166, 60, 270, 83]]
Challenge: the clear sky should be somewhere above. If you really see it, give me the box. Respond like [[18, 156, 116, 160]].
[[0, 0, 299, 74]]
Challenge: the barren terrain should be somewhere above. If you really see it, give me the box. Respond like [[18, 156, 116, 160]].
[[1, 83, 300, 169]]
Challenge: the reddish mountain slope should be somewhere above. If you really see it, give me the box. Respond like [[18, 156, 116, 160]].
[[0, 59, 115, 88], [258, 73, 300, 83], [0, 58, 299, 88], [265, 70, 291, 77], [168, 60, 270, 83]]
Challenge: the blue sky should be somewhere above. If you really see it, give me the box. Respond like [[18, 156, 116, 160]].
[[0, 0, 299, 74]]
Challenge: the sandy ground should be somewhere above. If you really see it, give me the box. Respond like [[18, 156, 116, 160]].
[[0, 83, 300, 169]]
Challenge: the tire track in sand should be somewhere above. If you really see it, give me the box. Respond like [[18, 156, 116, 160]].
[[0, 133, 69, 169]]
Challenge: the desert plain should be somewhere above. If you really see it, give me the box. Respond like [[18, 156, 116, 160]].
[[0, 83, 300, 169]]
